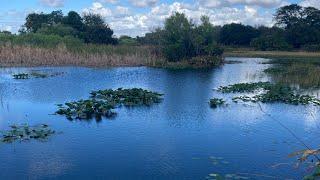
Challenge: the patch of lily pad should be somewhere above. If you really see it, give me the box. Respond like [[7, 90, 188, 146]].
[[13, 71, 64, 79], [209, 98, 225, 108], [0, 124, 55, 143], [215, 82, 320, 106], [56, 88, 163, 120]]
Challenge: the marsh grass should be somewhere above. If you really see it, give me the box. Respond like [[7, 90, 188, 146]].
[[264, 60, 320, 88], [0, 44, 165, 67], [224, 48, 320, 59]]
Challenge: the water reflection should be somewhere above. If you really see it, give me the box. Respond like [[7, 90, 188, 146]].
[[0, 57, 319, 179]]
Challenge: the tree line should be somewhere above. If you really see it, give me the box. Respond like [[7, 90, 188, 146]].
[[1, 3, 320, 62]]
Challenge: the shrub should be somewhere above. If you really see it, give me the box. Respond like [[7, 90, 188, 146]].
[[251, 35, 292, 51]]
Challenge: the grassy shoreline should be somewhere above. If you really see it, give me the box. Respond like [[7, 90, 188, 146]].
[[224, 48, 320, 59], [1, 45, 319, 68]]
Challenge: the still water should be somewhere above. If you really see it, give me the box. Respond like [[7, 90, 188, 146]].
[[0, 57, 319, 179]]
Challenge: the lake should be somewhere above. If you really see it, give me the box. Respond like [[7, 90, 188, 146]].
[[0, 57, 319, 179]]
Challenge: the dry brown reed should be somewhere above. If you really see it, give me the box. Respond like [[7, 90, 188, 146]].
[[0, 44, 165, 67]]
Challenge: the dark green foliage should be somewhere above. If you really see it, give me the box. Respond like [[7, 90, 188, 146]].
[[251, 35, 291, 51], [0, 124, 55, 143], [37, 24, 77, 37], [161, 13, 223, 62], [219, 23, 259, 46], [56, 99, 116, 120], [118, 36, 138, 46], [275, 4, 320, 48], [56, 88, 163, 120], [91, 88, 163, 106], [62, 11, 84, 32], [23, 11, 116, 45], [209, 98, 225, 108], [218, 82, 273, 93]]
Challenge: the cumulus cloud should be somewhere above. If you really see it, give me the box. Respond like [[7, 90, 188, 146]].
[[129, 0, 158, 7], [93, 2, 274, 37], [83, 2, 112, 17], [300, 0, 320, 9], [39, 0, 64, 7], [199, 0, 284, 8], [99, 0, 118, 4]]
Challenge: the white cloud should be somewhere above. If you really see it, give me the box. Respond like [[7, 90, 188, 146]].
[[39, 0, 64, 7], [129, 0, 158, 7], [83, 2, 112, 17], [99, 0, 118, 4], [199, 0, 284, 8], [300, 0, 320, 9], [94, 2, 274, 37]]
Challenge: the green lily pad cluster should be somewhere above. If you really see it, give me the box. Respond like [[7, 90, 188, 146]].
[[0, 124, 55, 143], [217, 82, 273, 93], [209, 98, 225, 108], [90, 88, 163, 106], [12, 73, 29, 79], [216, 82, 320, 106], [56, 88, 163, 120], [13, 71, 64, 79]]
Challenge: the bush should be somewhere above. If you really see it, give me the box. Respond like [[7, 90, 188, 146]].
[[251, 35, 292, 51], [0, 33, 83, 48], [301, 44, 320, 52]]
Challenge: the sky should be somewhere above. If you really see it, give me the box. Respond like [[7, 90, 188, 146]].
[[0, 0, 319, 37]]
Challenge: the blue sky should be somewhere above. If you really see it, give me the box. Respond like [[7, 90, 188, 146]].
[[0, 0, 318, 36]]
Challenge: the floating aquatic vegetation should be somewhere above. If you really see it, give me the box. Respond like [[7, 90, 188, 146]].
[[56, 88, 163, 120], [206, 173, 249, 180], [0, 124, 55, 143], [209, 98, 225, 108], [12, 71, 64, 80], [12, 73, 29, 79], [217, 82, 273, 93], [56, 99, 116, 120], [90, 88, 163, 106], [216, 82, 320, 106], [232, 84, 320, 106]]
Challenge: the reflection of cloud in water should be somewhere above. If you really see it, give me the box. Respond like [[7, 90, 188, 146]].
[[303, 106, 320, 130], [28, 155, 73, 179]]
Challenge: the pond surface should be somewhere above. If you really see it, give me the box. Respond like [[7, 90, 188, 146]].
[[0, 57, 320, 179]]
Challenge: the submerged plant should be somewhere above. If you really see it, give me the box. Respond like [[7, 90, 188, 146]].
[[56, 88, 163, 120], [0, 124, 55, 143], [209, 98, 225, 108]]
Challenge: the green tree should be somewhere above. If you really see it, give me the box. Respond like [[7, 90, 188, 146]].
[[218, 23, 259, 46], [82, 13, 117, 44], [62, 11, 84, 32], [163, 12, 195, 61]]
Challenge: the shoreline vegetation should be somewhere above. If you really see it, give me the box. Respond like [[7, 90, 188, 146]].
[[1, 4, 320, 68], [224, 48, 320, 59]]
